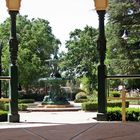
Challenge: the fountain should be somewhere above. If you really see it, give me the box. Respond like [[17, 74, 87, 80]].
[[39, 50, 73, 108]]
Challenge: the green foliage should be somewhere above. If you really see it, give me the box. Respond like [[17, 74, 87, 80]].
[[82, 101, 129, 111], [82, 102, 98, 111], [60, 26, 98, 90], [0, 110, 7, 122], [107, 107, 140, 121], [0, 102, 4, 110], [106, 0, 140, 88], [70, 88, 86, 100], [75, 92, 87, 100], [0, 103, 28, 111], [109, 90, 120, 97], [74, 91, 88, 102], [19, 91, 45, 101], [74, 99, 88, 103], [18, 104, 28, 111], [80, 76, 95, 94], [18, 99, 35, 103], [107, 107, 122, 121], [87, 90, 98, 102], [0, 15, 60, 93], [126, 108, 140, 121], [107, 101, 129, 108], [3, 104, 8, 111]]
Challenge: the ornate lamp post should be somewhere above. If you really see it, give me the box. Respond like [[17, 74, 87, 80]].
[[6, 0, 21, 122], [93, 0, 108, 121]]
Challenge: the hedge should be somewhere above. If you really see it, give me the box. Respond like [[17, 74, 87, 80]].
[[107, 107, 140, 121], [74, 99, 89, 103], [82, 102, 98, 111], [18, 92, 45, 101], [107, 101, 129, 108], [0, 110, 7, 122], [18, 99, 35, 103], [109, 91, 120, 97], [0, 103, 28, 111], [82, 101, 129, 111]]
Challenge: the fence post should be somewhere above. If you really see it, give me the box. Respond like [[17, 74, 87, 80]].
[[121, 86, 126, 122]]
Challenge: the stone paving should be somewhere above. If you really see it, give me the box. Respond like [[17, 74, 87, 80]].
[[0, 111, 97, 129], [0, 102, 140, 140], [0, 111, 140, 140]]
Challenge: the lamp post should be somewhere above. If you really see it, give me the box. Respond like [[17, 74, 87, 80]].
[[6, 0, 21, 122], [94, 0, 108, 121]]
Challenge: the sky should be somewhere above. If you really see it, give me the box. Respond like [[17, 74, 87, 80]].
[[0, 0, 99, 51]]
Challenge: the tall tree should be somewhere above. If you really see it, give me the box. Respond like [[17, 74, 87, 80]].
[[0, 15, 60, 93], [60, 26, 98, 93], [106, 0, 140, 88]]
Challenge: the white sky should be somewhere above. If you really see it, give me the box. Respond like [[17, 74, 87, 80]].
[[0, 0, 98, 51]]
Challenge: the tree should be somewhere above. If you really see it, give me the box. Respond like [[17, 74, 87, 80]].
[[60, 26, 98, 93], [106, 0, 140, 88], [0, 15, 60, 93]]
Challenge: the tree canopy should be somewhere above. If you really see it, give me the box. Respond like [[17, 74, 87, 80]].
[[0, 15, 60, 92], [106, 0, 140, 88], [60, 26, 98, 93]]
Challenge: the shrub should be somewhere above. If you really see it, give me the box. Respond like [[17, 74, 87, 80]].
[[0, 110, 7, 122], [87, 91, 98, 102], [19, 92, 45, 101], [107, 101, 129, 108], [107, 107, 140, 121], [74, 99, 88, 103], [0, 102, 5, 110], [18, 99, 35, 103], [18, 104, 28, 111], [81, 101, 129, 111], [107, 107, 121, 121], [75, 92, 87, 100], [126, 108, 140, 121], [4, 103, 9, 111], [109, 91, 120, 97], [82, 102, 98, 111], [70, 88, 86, 100], [0, 103, 28, 111]]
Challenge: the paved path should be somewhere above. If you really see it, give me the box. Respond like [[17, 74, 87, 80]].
[[0, 111, 97, 129], [0, 111, 140, 140]]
